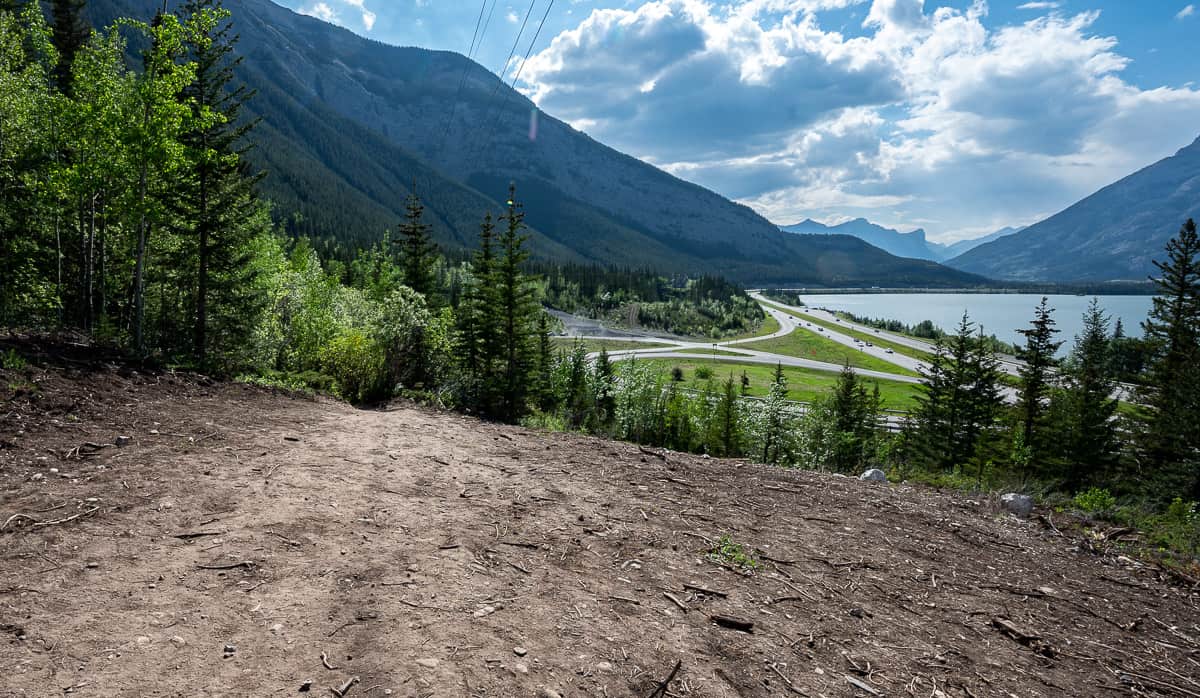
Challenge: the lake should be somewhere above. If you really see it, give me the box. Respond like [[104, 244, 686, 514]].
[[793, 293, 1154, 354]]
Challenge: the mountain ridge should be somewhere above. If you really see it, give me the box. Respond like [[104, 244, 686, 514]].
[[86, 0, 988, 287], [949, 136, 1200, 282], [781, 218, 944, 261]]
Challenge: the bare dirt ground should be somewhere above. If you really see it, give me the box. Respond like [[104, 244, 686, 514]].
[[3, 340, 1200, 697]]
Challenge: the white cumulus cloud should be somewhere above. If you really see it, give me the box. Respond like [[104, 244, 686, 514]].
[[299, 2, 339, 24], [516, 0, 1200, 240], [300, 0, 376, 31]]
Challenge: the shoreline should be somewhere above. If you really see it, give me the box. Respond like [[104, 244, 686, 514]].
[[755, 286, 1155, 296]]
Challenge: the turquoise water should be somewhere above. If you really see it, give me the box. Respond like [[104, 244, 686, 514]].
[[796, 294, 1154, 353]]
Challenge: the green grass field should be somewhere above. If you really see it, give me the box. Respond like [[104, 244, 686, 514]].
[[673, 347, 753, 357], [760, 300, 936, 363], [628, 358, 922, 411], [739, 326, 919, 377], [552, 338, 672, 353]]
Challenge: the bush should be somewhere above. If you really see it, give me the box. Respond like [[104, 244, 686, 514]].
[[670, 366, 684, 382], [1147, 498, 1200, 561], [707, 535, 760, 571], [1, 349, 26, 370], [320, 330, 388, 403], [521, 410, 567, 432], [1073, 487, 1117, 513], [694, 365, 714, 380], [237, 370, 333, 394]]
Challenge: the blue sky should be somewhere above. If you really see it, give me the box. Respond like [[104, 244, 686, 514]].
[[276, 0, 1200, 242]]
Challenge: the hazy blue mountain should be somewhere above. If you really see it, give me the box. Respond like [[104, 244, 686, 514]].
[[781, 218, 955, 261], [87, 0, 988, 287], [940, 227, 1023, 258], [950, 137, 1200, 282]]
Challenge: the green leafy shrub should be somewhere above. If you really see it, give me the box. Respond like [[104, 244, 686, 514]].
[[1147, 498, 1200, 560], [1, 349, 26, 371], [694, 365, 714, 380], [1073, 487, 1117, 513], [320, 330, 388, 403], [238, 370, 333, 394], [521, 410, 567, 432], [707, 535, 760, 571]]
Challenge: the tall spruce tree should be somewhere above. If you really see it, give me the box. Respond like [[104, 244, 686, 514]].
[[177, 0, 265, 368], [1058, 298, 1118, 489], [707, 375, 743, 457], [457, 213, 497, 380], [563, 340, 590, 428], [531, 311, 555, 413], [760, 363, 789, 464], [1015, 297, 1063, 476], [494, 187, 539, 421], [50, 0, 87, 95], [910, 313, 1003, 473], [396, 192, 438, 301], [1139, 218, 1200, 495], [826, 363, 883, 473]]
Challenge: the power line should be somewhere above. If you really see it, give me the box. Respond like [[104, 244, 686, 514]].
[[453, 0, 539, 184], [475, 0, 500, 61], [436, 1, 492, 154], [471, 0, 556, 167], [509, 0, 555, 91], [494, 0, 538, 96], [465, 0, 488, 60]]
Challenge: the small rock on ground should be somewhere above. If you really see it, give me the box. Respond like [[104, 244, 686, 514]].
[[1000, 493, 1034, 518]]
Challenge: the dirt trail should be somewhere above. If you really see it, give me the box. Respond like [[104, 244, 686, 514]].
[[2, 355, 1199, 697]]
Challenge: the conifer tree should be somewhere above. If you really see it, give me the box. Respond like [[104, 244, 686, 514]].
[[1139, 219, 1200, 494], [531, 311, 555, 413], [760, 363, 789, 464], [592, 347, 616, 432], [1015, 297, 1063, 476], [826, 363, 883, 473], [457, 213, 497, 382], [176, 0, 265, 368], [707, 374, 743, 457], [50, 0, 88, 95], [1058, 298, 1118, 489], [563, 340, 590, 428], [494, 187, 539, 421], [910, 313, 1002, 473], [396, 192, 438, 302]]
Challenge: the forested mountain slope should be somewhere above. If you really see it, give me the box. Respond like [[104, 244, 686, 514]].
[[87, 0, 987, 286], [950, 136, 1200, 282]]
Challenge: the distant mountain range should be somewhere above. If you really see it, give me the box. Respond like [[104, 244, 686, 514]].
[[86, 0, 988, 288], [941, 227, 1024, 259], [780, 219, 1020, 262], [949, 136, 1200, 282]]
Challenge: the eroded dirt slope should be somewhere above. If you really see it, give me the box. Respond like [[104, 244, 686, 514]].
[[2, 351, 1199, 697]]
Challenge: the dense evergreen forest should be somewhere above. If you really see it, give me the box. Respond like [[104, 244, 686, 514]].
[[2, 2, 1199, 564], [0, 0, 758, 411], [540, 266, 765, 338]]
